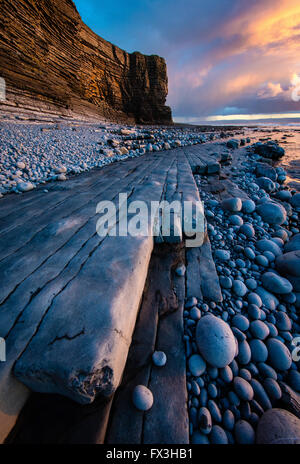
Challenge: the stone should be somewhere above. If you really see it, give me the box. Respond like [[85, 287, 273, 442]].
[[198, 407, 212, 435], [256, 409, 300, 444], [237, 340, 251, 365], [266, 338, 292, 371], [195, 315, 236, 368], [175, 265, 186, 277], [232, 315, 250, 332], [255, 163, 278, 181], [249, 339, 268, 363], [261, 272, 293, 294], [188, 354, 206, 377], [227, 140, 239, 149], [210, 425, 228, 444], [275, 312, 292, 331], [253, 142, 285, 160], [257, 202, 287, 225], [191, 431, 210, 444], [232, 280, 248, 297], [255, 287, 279, 311], [152, 351, 167, 367], [250, 379, 272, 411], [256, 177, 275, 193], [256, 239, 282, 257], [17, 181, 34, 192], [233, 377, 254, 401], [132, 385, 153, 411], [215, 249, 231, 261], [250, 320, 270, 340], [239, 224, 255, 238], [221, 197, 242, 212], [16, 161, 26, 170], [229, 215, 244, 226], [242, 199, 256, 214], [234, 420, 255, 444], [263, 378, 282, 401]]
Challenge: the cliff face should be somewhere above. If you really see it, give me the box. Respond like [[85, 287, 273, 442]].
[[0, 0, 172, 124]]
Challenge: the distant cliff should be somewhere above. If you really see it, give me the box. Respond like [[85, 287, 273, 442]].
[[0, 0, 172, 124]]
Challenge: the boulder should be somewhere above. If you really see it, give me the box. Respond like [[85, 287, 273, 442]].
[[256, 202, 287, 225], [253, 142, 285, 160], [196, 315, 236, 368], [256, 177, 275, 193], [261, 272, 293, 294], [256, 409, 300, 444], [255, 163, 278, 181]]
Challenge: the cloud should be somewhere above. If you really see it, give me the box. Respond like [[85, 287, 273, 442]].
[[74, 0, 300, 118]]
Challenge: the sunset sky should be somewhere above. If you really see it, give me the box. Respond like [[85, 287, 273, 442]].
[[74, 0, 300, 123]]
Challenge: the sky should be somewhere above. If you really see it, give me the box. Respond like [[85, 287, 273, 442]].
[[74, 0, 300, 123]]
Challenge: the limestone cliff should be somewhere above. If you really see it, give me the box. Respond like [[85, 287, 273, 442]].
[[0, 0, 172, 124]]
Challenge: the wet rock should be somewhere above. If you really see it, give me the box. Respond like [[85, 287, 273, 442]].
[[17, 181, 34, 192], [221, 197, 242, 212], [255, 163, 277, 181], [234, 377, 254, 401], [256, 177, 275, 193], [235, 420, 255, 444], [152, 351, 167, 367], [242, 199, 256, 214], [249, 339, 268, 363], [255, 287, 279, 311], [188, 354, 207, 377], [253, 142, 285, 160], [256, 239, 282, 257], [250, 320, 270, 340], [284, 234, 300, 253]]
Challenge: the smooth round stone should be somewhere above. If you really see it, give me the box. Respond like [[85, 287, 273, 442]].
[[257, 239, 283, 257], [229, 215, 244, 226], [248, 293, 262, 307], [191, 431, 210, 444], [232, 315, 250, 332], [210, 425, 228, 444], [233, 280, 248, 297], [223, 410, 235, 431], [265, 322, 278, 337], [256, 177, 275, 193], [255, 287, 279, 311], [250, 320, 270, 340], [239, 224, 255, 238], [190, 307, 201, 321], [250, 379, 272, 410], [262, 272, 293, 294], [266, 338, 292, 371], [221, 197, 242, 212], [257, 362, 278, 380], [255, 255, 269, 267], [263, 378, 282, 401], [275, 190, 292, 202], [263, 251, 275, 262], [198, 407, 212, 435], [220, 276, 232, 289], [207, 367, 219, 379], [208, 383, 218, 399], [215, 249, 231, 261], [208, 399, 222, 423], [132, 385, 153, 411], [196, 315, 236, 368], [246, 278, 257, 291], [275, 311, 292, 331], [234, 420, 255, 444], [220, 366, 233, 383], [247, 304, 261, 320], [232, 327, 246, 342], [188, 354, 207, 377], [257, 201, 287, 225], [242, 199, 256, 214], [256, 409, 300, 444], [152, 351, 167, 367], [234, 377, 254, 401], [17, 181, 34, 192], [185, 297, 198, 309], [244, 247, 256, 260], [239, 368, 252, 381], [237, 340, 251, 365], [249, 339, 268, 363], [288, 370, 300, 392]]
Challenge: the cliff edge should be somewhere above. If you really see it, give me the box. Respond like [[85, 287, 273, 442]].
[[0, 0, 172, 124]]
